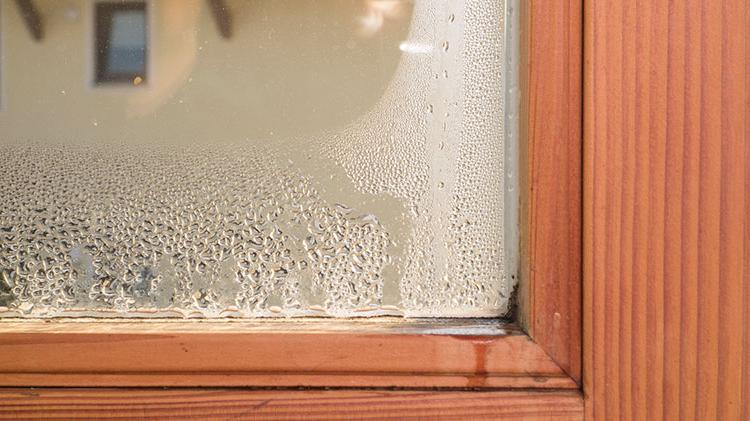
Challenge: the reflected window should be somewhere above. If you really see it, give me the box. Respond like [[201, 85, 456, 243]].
[[94, 1, 147, 85]]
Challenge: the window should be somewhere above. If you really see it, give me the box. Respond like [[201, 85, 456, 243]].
[[1, 0, 517, 319], [94, 1, 147, 85], [0, 0, 583, 397]]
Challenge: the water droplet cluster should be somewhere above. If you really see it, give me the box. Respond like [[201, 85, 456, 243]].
[[0, 0, 516, 319], [0, 143, 391, 317], [322, 0, 514, 316], [447, 0, 509, 308]]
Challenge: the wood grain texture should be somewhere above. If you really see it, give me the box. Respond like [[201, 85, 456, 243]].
[[520, 0, 582, 384], [0, 0, 584, 394], [583, 0, 749, 419], [0, 389, 583, 420], [0, 1, 585, 416], [0, 321, 575, 389]]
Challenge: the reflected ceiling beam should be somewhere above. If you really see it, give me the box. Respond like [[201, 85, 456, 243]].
[[207, 0, 233, 39], [14, 0, 44, 41]]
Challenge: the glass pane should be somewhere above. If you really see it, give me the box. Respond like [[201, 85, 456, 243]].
[[106, 9, 147, 75], [0, 0, 518, 318]]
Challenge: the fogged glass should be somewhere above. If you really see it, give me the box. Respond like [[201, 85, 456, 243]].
[[0, 0, 518, 318]]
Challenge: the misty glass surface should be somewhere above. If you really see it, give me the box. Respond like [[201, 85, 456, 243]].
[[0, 0, 518, 318]]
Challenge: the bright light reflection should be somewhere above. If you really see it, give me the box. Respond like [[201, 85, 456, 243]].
[[359, 0, 403, 36], [399, 41, 433, 54]]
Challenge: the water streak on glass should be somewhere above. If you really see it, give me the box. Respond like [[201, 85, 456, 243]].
[[0, 0, 517, 318]]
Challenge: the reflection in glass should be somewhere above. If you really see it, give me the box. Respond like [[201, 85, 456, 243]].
[[95, 2, 147, 84], [0, 0, 517, 318]]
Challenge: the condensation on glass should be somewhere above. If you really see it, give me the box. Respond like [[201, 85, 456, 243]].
[[0, 0, 519, 318]]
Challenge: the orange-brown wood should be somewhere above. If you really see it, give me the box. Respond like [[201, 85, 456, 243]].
[[583, 0, 749, 419], [0, 320, 575, 389], [0, 3, 583, 419], [0, 389, 583, 420], [521, 0, 582, 384]]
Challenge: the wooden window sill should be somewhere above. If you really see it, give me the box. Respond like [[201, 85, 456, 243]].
[[0, 319, 576, 389]]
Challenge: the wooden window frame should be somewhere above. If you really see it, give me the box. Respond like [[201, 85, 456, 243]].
[[94, 1, 148, 85], [0, 0, 582, 406]]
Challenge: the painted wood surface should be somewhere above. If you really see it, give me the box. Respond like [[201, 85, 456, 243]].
[[583, 0, 749, 419]]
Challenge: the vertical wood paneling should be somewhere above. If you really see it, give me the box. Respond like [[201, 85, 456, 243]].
[[717, 1, 746, 419], [524, 0, 582, 384], [661, 0, 684, 418], [743, 6, 750, 416], [584, 0, 749, 419]]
